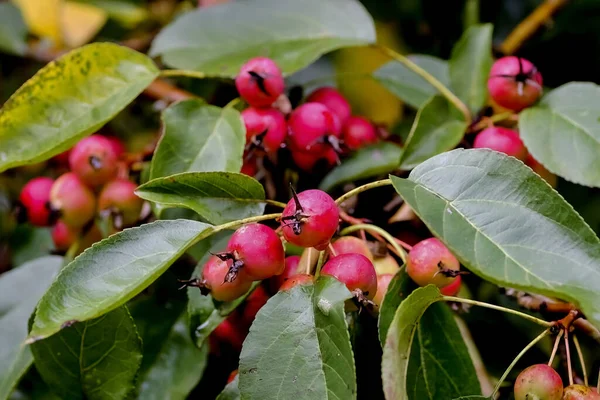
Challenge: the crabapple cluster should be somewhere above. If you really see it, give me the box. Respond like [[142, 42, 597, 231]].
[[474, 56, 555, 185], [17, 134, 143, 252], [235, 57, 379, 176]]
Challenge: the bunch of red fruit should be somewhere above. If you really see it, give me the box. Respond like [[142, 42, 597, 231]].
[[235, 57, 380, 176], [473, 56, 555, 185], [17, 134, 143, 252]]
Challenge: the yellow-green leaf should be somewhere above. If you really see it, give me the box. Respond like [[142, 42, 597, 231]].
[[0, 42, 159, 172]]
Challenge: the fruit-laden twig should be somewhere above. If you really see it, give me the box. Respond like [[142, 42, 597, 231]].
[[499, 0, 569, 55]]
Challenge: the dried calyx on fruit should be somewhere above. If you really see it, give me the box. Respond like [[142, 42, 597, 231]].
[[288, 102, 342, 156], [488, 56, 543, 111], [280, 186, 339, 250]]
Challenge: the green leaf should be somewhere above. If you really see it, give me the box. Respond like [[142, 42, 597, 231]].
[[406, 303, 481, 399], [136, 172, 265, 225], [150, 0, 376, 77], [390, 148, 600, 330], [137, 315, 209, 400], [150, 100, 245, 180], [238, 276, 356, 400], [0, 43, 159, 172], [319, 142, 403, 191], [373, 55, 450, 109], [519, 82, 600, 187], [377, 267, 414, 345], [0, 256, 62, 400], [381, 285, 443, 400], [0, 3, 27, 56], [449, 24, 493, 113], [9, 226, 54, 267], [28, 219, 215, 341], [30, 306, 142, 400], [399, 96, 468, 170], [217, 374, 240, 400]]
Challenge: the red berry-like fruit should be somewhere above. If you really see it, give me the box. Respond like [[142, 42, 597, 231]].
[[288, 102, 342, 156], [241, 107, 287, 154], [440, 275, 462, 296], [473, 126, 528, 161], [270, 255, 301, 292], [329, 236, 373, 260], [227, 369, 239, 384], [241, 285, 270, 327], [514, 364, 563, 400], [226, 223, 285, 281], [291, 147, 338, 172], [210, 314, 246, 352], [306, 87, 351, 125], [373, 274, 393, 308], [562, 385, 600, 400], [241, 152, 259, 177], [69, 134, 118, 187], [321, 253, 377, 300], [98, 178, 143, 227], [202, 255, 252, 302], [19, 177, 54, 226], [281, 189, 339, 251], [235, 57, 285, 108], [406, 238, 460, 288], [51, 149, 71, 166], [342, 116, 378, 150], [488, 56, 543, 111], [104, 136, 125, 157], [49, 173, 96, 229], [279, 274, 313, 291], [51, 220, 79, 251]]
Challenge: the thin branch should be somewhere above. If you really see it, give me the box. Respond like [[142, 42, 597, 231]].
[[373, 44, 471, 124], [499, 0, 569, 55]]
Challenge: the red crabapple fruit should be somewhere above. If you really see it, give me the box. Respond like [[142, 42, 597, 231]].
[[18, 177, 54, 226], [321, 253, 377, 306], [280, 188, 339, 250], [328, 236, 373, 260], [406, 238, 461, 288], [473, 126, 528, 161], [306, 87, 351, 125], [98, 178, 143, 227], [223, 223, 285, 281], [200, 255, 252, 302], [241, 107, 287, 154], [49, 172, 96, 229], [488, 56, 543, 111], [372, 274, 394, 308], [69, 134, 118, 187], [342, 116, 378, 150], [514, 364, 563, 400], [235, 57, 285, 108], [288, 102, 342, 156], [279, 274, 314, 291]]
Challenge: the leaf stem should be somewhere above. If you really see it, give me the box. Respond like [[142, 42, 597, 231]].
[[491, 328, 551, 398], [315, 250, 327, 278], [159, 69, 207, 80], [339, 223, 406, 263], [548, 330, 563, 366], [213, 213, 281, 235], [565, 330, 574, 385], [442, 296, 552, 327], [305, 247, 313, 275], [264, 199, 287, 208], [572, 334, 587, 386], [373, 44, 472, 124], [335, 179, 392, 205]]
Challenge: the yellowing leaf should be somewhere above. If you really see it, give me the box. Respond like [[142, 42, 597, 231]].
[[13, 0, 62, 45], [61, 1, 107, 48]]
